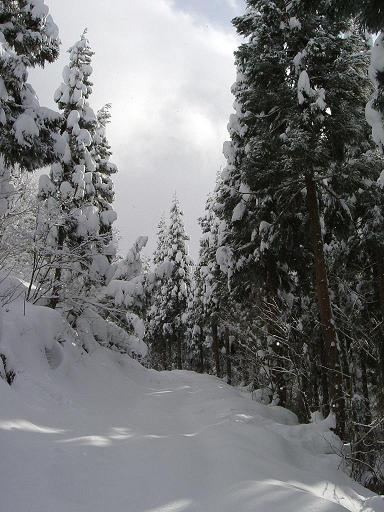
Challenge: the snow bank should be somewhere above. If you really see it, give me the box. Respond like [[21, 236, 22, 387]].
[[0, 285, 78, 387], [0, 280, 381, 511]]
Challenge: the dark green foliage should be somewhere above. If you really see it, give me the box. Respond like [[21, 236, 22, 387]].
[[0, 0, 60, 170]]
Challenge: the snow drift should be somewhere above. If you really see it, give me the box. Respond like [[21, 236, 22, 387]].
[[0, 280, 382, 512]]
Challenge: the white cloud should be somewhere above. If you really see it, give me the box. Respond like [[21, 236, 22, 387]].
[[30, 0, 238, 259], [225, 0, 240, 10]]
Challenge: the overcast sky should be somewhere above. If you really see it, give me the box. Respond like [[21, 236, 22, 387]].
[[30, 0, 244, 260]]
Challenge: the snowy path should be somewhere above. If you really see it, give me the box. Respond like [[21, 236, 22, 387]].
[[0, 347, 381, 512]]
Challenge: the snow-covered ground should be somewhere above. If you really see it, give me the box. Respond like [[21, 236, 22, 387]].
[[0, 297, 383, 511]]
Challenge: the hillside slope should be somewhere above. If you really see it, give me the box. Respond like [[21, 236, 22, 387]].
[[0, 299, 382, 512]]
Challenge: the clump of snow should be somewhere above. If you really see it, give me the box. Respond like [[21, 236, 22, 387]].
[[293, 50, 307, 73], [232, 200, 247, 222], [239, 182, 251, 201], [13, 113, 40, 145], [259, 220, 272, 234], [366, 98, 384, 150], [216, 245, 234, 275], [100, 209, 117, 227], [366, 33, 384, 151], [297, 70, 327, 112], [0, 158, 15, 216], [298, 70, 314, 105], [0, 77, 9, 101], [377, 169, 384, 188], [288, 17, 302, 30], [369, 33, 384, 87]]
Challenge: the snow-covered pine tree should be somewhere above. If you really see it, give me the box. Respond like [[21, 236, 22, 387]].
[[75, 236, 148, 359], [96, 236, 148, 357], [365, 33, 384, 157], [187, 195, 218, 376], [91, 104, 118, 271], [282, 0, 383, 438], [145, 215, 170, 369], [335, 1, 384, 155], [37, 32, 101, 310], [160, 196, 192, 369], [0, 0, 60, 216], [192, 192, 234, 379], [274, 0, 383, 443], [215, 0, 308, 407], [215, 0, 382, 436], [336, 0, 384, 33], [153, 215, 167, 265], [338, 152, 384, 489], [185, 265, 207, 374], [0, 0, 60, 168]]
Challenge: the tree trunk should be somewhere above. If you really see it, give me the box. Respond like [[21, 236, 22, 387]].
[[319, 333, 330, 417], [224, 327, 232, 385], [161, 335, 168, 371], [49, 225, 65, 309], [373, 247, 384, 413], [166, 337, 172, 370], [211, 320, 221, 378], [305, 174, 345, 438], [198, 326, 205, 373], [176, 330, 182, 370]]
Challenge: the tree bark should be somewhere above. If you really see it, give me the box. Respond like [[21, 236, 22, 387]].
[[224, 327, 232, 385], [373, 247, 384, 413], [198, 326, 205, 373], [49, 225, 65, 309], [176, 330, 182, 370], [166, 337, 172, 371], [211, 320, 221, 378], [305, 174, 345, 438]]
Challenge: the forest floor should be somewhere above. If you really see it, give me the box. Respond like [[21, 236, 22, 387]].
[[0, 299, 383, 511]]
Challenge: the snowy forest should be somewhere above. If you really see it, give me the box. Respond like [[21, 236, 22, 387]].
[[1, 1, 384, 511]]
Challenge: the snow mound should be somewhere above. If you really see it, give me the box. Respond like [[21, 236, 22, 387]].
[[0, 298, 78, 388], [0, 296, 381, 512], [363, 497, 384, 512]]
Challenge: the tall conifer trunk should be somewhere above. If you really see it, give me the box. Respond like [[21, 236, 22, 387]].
[[373, 247, 384, 412], [49, 226, 65, 310], [176, 330, 182, 370], [211, 320, 221, 378], [198, 327, 205, 373], [305, 174, 345, 437], [224, 327, 232, 385]]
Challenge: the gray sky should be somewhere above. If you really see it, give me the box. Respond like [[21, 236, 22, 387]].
[[30, 0, 244, 260]]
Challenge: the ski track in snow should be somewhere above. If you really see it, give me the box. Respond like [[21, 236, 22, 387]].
[[0, 345, 381, 512]]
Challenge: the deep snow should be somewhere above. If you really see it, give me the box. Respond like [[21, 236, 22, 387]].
[[0, 297, 383, 511]]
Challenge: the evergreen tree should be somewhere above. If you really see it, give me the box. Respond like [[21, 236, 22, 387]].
[[336, 0, 384, 33], [335, 2, 384, 154], [215, 0, 381, 436], [77, 236, 149, 357], [156, 196, 192, 369], [37, 32, 103, 310], [185, 266, 208, 374], [188, 194, 223, 376], [199, 193, 233, 378], [146, 215, 169, 369], [153, 215, 167, 265], [366, 34, 384, 154], [91, 104, 118, 270], [284, 0, 382, 438], [0, 0, 60, 217], [0, 0, 60, 169], [215, 0, 308, 407]]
